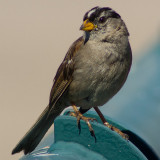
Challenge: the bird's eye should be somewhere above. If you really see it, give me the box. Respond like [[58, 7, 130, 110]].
[[99, 16, 106, 23]]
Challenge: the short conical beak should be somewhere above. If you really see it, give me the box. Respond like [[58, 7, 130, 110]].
[[80, 19, 97, 31]]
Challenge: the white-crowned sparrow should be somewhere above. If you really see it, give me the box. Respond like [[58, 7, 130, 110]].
[[12, 6, 132, 155]]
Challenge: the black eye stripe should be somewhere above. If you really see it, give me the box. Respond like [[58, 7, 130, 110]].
[[108, 11, 121, 18]]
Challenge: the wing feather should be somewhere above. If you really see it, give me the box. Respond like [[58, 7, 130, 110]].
[[49, 36, 84, 108]]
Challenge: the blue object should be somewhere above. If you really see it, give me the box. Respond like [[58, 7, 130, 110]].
[[20, 110, 159, 160]]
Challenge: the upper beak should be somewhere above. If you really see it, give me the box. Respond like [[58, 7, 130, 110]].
[[80, 19, 97, 31]]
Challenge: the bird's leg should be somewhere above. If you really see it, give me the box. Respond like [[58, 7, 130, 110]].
[[94, 107, 129, 140], [69, 105, 97, 139]]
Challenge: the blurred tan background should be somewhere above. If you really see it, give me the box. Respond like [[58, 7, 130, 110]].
[[0, 0, 160, 160]]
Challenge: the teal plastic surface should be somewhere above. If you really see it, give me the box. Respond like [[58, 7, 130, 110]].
[[20, 111, 148, 160]]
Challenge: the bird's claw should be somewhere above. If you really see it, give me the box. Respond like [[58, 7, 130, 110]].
[[69, 110, 97, 141], [104, 122, 129, 140]]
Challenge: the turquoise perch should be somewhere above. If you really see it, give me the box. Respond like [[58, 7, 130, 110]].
[[20, 110, 147, 160]]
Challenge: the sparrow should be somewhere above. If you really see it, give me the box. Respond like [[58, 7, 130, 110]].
[[12, 6, 132, 155]]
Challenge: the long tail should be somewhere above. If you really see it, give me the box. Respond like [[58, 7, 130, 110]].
[[12, 105, 61, 155]]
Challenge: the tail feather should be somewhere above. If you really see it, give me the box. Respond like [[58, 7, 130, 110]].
[[12, 105, 61, 155]]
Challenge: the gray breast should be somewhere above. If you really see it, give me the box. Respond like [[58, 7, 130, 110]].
[[68, 40, 131, 109]]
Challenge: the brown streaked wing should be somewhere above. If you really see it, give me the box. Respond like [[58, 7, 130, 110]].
[[49, 36, 84, 109]]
